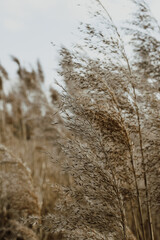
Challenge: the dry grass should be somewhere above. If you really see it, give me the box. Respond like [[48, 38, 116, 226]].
[[0, 0, 159, 239], [0, 59, 69, 239]]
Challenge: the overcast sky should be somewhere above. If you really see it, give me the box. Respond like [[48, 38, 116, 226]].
[[0, 0, 160, 89]]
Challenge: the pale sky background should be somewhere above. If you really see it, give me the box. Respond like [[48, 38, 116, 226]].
[[0, 0, 160, 90]]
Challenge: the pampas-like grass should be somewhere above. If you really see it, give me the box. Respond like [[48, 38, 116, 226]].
[[0, 0, 159, 239], [0, 220, 38, 240], [40, 0, 159, 239], [0, 59, 68, 239], [0, 144, 40, 239]]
